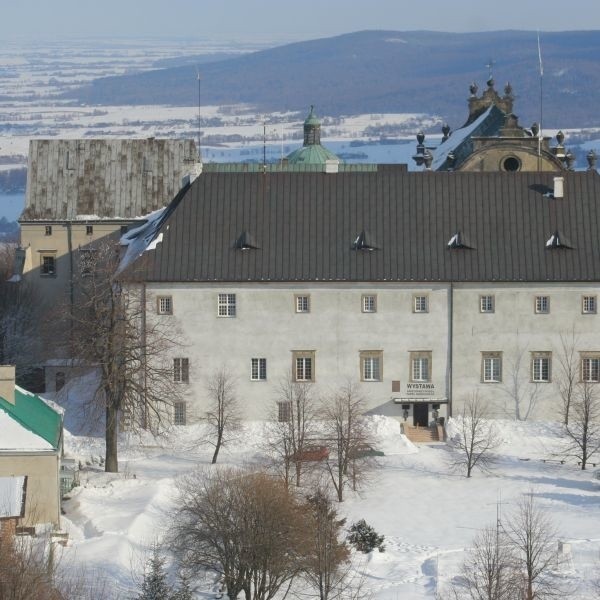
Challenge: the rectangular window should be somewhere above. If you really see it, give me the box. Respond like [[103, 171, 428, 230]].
[[120, 225, 129, 235], [535, 296, 550, 314], [413, 295, 429, 313], [581, 354, 600, 383], [45, 225, 52, 236], [482, 352, 502, 383], [251, 358, 267, 381], [41, 255, 56, 276], [362, 294, 377, 313], [218, 293, 236, 317], [410, 351, 431, 382], [531, 353, 551, 383], [480, 295, 494, 313], [583, 296, 597, 314], [173, 358, 189, 383], [174, 401, 187, 425], [295, 295, 310, 313], [157, 296, 173, 315], [361, 351, 382, 382], [278, 401, 291, 423], [293, 351, 315, 382]]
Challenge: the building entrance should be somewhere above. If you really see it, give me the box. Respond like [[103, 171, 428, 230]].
[[413, 403, 428, 427]]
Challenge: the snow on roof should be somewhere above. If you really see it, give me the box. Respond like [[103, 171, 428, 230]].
[[0, 476, 26, 518], [0, 410, 54, 451]]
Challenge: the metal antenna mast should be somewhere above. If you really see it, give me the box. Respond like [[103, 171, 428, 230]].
[[537, 31, 544, 170], [196, 68, 202, 161]]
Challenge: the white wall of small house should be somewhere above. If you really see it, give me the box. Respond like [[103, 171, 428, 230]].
[[143, 281, 600, 423], [145, 282, 450, 422]]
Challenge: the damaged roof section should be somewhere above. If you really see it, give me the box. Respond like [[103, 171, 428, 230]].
[[22, 138, 198, 221]]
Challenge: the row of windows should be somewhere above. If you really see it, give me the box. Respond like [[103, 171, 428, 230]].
[[156, 293, 599, 316], [44, 225, 95, 236], [172, 352, 600, 385]]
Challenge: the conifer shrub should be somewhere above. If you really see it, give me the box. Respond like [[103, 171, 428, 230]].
[[347, 519, 385, 553]]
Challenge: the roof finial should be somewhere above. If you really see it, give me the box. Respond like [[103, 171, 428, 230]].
[[485, 58, 496, 87]]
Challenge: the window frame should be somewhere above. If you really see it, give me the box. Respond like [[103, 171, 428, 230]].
[[481, 352, 502, 383], [44, 225, 52, 236], [534, 295, 550, 314], [480, 294, 495, 313], [174, 401, 187, 425], [293, 350, 315, 382], [217, 293, 236, 317], [40, 254, 57, 277], [360, 350, 383, 382], [295, 294, 310, 314], [413, 295, 429, 313], [85, 225, 93, 236], [157, 296, 173, 315], [251, 357, 267, 381], [531, 352, 551, 383], [410, 351, 431, 383], [361, 294, 377, 313], [582, 295, 597, 315], [581, 353, 600, 383], [173, 357, 190, 384]]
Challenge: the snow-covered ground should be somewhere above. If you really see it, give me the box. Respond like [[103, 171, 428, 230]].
[[56, 416, 600, 599]]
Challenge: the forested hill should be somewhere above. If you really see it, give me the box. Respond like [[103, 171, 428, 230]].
[[68, 30, 600, 128]]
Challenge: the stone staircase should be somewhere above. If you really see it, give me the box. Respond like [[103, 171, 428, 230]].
[[403, 425, 441, 443]]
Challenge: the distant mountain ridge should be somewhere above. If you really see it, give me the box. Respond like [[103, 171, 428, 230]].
[[68, 30, 600, 129]]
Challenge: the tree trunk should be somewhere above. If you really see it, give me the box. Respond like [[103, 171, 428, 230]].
[[212, 429, 223, 464], [105, 405, 119, 472]]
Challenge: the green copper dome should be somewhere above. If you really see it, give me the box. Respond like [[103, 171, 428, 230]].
[[286, 105, 341, 165], [304, 105, 321, 127]]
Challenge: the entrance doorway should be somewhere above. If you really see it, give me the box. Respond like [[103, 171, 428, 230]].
[[413, 403, 428, 427]]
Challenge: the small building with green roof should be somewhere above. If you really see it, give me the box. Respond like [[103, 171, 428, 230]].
[[0, 365, 63, 527]]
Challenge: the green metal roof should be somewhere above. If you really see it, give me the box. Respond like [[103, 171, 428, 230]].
[[304, 105, 321, 126], [202, 162, 375, 173], [286, 143, 341, 165], [0, 387, 62, 449]]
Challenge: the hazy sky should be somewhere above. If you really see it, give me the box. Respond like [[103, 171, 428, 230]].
[[2, 0, 599, 41]]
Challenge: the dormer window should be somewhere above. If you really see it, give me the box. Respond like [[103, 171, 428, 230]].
[[447, 231, 473, 249], [234, 231, 259, 251], [545, 230, 573, 249], [352, 230, 378, 251]]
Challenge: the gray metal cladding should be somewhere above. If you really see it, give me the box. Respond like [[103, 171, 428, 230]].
[[128, 169, 600, 283]]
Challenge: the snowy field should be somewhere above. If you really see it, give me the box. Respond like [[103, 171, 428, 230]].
[[56, 416, 600, 599]]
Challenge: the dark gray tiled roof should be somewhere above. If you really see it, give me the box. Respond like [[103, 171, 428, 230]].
[[124, 169, 600, 283]]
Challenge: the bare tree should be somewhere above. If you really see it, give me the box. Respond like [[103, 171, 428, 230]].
[[322, 381, 373, 502], [67, 240, 182, 472], [555, 329, 579, 426], [450, 394, 501, 478], [205, 367, 240, 464], [564, 382, 600, 470], [502, 347, 544, 421], [171, 467, 306, 600], [301, 488, 350, 600], [504, 493, 562, 600], [452, 524, 517, 600], [269, 376, 318, 488]]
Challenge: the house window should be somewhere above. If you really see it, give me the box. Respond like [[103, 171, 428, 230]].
[[410, 351, 431, 382], [278, 401, 291, 422], [174, 401, 187, 425], [218, 293, 236, 317], [531, 353, 551, 383], [86, 225, 93, 236], [251, 358, 267, 381], [413, 295, 428, 313], [360, 351, 382, 382], [41, 255, 56, 276], [480, 295, 494, 313], [581, 354, 600, 383], [583, 296, 597, 314], [295, 295, 310, 313], [157, 296, 173, 315], [362, 294, 377, 313], [293, 351, 315, 382], [173, 358, 189, 383], [482, 352, 502, 383], [45, 225, 52, 236], [535, 296, 550, 314]]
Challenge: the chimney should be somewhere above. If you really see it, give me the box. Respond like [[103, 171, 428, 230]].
[[553, 176, 564, 199], [0, 365, 16, 404]]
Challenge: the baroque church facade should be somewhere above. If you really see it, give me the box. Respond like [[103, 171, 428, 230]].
[[117, 86, 600, 429]]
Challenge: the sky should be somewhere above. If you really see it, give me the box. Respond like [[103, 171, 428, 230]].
[[1, 0, 599, 41]]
